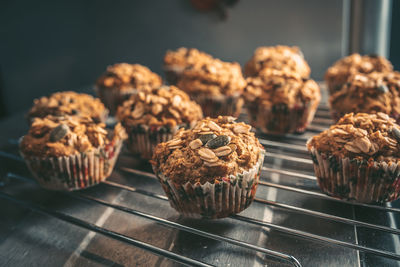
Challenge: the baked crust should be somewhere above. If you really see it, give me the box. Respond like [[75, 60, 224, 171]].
[[116, 85, 203, 129], [20, 115, 127, 158], [151, 116, 263, 185], [244, 45, 310, 78], [96, 63, 162, 92], [28, 91, 107, 122], [163, 47, 214, 70]]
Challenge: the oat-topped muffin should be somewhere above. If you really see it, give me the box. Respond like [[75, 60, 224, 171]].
[[116, 85, 203, 159], [27, 91, 108, 123], [307, 112, 400, 203], [244, 68, 320, 134], [96, 63, 162, 114], [329, 71, 400, 122], [151, 116, 265, 218], [244, 45, 311, 78], [163, 47, 214, 85], [177, 59, 246, 117], [20, 115, 126, 191], [325, 53, 393, 94]]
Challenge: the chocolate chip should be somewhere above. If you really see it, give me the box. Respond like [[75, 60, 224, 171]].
[[49, 124, 70, 142], [377, 84, 389, 93], [206, 135, 230, 149], [199, 134, 216, 145], [392, 127, 400, 142]]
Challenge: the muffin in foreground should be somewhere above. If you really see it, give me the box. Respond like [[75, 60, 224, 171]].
[[163, 47, 214, 85], [151, 116, 265, 219], [96, 63, 162, 114], [329, 71, 400, 122], [27, 91, 108, 123], [325, 53, 393, 94], [244, 68, 321, 134], [307, 112, 400, 203], [244, 45, 310, 78], [177, 59, 246, 117], [20, 115, 127, 191], [116, 85, 203, 159]]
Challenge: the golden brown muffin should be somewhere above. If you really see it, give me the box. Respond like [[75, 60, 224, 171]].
[[329, 71, 400, 122], [307, 113, 400, 203], [27, 91, 107, 123], [116, 85, 203, 159], [325, 53, 393, 94], [151, 116, 265, 218], [244, 68, 320, 134], [244, 45, 310, 78], [96, 63, 162, 114]]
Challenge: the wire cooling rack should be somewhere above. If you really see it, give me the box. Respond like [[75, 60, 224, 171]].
[[0, 105, 400, 267]]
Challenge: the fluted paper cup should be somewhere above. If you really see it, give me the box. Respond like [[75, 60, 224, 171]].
[[191, 93, 244, 118], [153, 151, 265, 219], [20, 138, 123, 191], [308, 145, 400, 203]]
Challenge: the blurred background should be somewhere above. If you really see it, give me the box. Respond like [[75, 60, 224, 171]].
[[0, 0, 399, 118]]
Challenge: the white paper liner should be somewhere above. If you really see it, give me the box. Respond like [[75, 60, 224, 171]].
[[96, 86, 138, 115], [308, 146, 400, 203], [246, 99, 319, 135], [153, 151, 265, 219], [190, 93, 244, 118], [20, 138, 123, 191]]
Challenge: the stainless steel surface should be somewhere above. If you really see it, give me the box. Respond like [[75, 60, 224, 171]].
[[1, 86, 400, 266], [349, 0, 393, 57]]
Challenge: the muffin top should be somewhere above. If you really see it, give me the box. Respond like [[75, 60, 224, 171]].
[[116, 85, 203, 129], [163, 47, 214, 70], [244, 69, 320, 107], [307, 113, 400, 161], [96, 63, 162, 91], [325, 53, 393, 91], [20, 115, 127, 158], [244, 45, 311, 78], [329, 71, 400, 118], [151, 116, 264, 185], [176, 59, 246, 96], [27, 91, 107, 122]]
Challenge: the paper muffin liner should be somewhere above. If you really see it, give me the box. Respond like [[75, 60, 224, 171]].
[[125, 123, 195, 160], [20, 138, 124, 191], [153, 151, 265, 219], [163, 66, 185, 85], [191, 93, 244, 118], [308, 146, 400, 203], [246, 99, 319, 135], [96, 86, 138, 115]]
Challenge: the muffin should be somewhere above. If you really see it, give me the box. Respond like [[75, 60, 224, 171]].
[[116, 85, 203, 159], [244, 68, 321, 134], [96, 63, 162, 114], [27, 91, 108, 123], [20, 115, 127, 191], [163, 47, 214, 85], [244, 45, 311, 78], [329, 71, 400, 122], [177, 59, 246, 117], [307, 112, 400, 203], [325, 53, 393, 94], [151, 116, 265, 218]]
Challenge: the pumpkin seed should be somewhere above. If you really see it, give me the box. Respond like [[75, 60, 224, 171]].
[[376, 84, 389, 93], [198, 148, 216, 159], [199, 134, 217, 144], [50, 124, 70, 142], [206, 135, 230, 149], [214, 146, 232, 157]]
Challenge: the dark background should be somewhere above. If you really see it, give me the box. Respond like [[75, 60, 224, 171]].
[[0, 0, 398, 118]]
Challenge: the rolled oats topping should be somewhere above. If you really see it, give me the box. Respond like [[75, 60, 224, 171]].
[[244, 45, 311, 78], [177, 59, 246, 96], [116, 85, 203, 129], [329, 71, 400, 121], [163, 47, 214, 71], [325, 53, 393, 93], [244, 68, 320, 108], [20, 115, 127, 158], [28, 91, 107, 122], [151, 116, 264, 184], [307, 113, 400, 160], [96, 63, 162, 92]]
